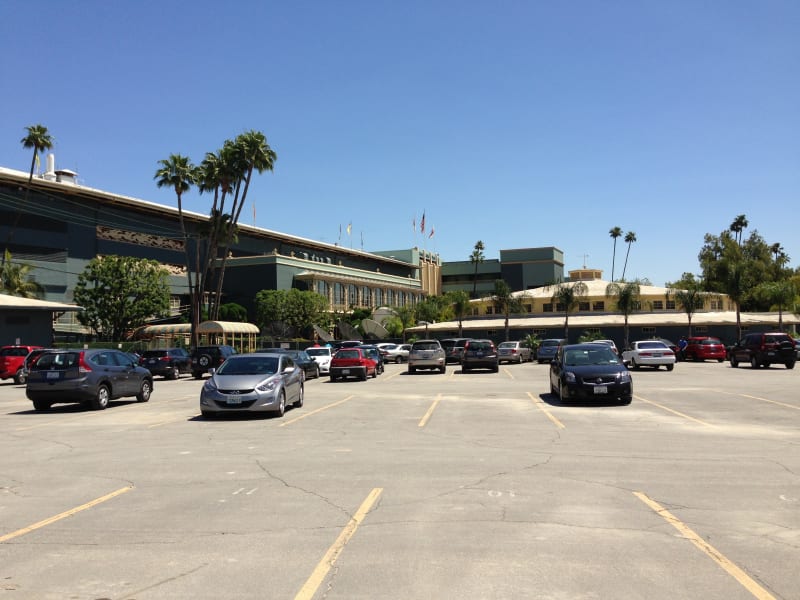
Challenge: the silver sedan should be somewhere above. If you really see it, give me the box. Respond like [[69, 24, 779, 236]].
[[622, 341, 676, 371], [199, 353, 304, 418]]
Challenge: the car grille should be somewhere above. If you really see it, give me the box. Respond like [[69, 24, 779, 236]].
[[578, 374, 619, 384], [218, 388, 255, 394], [213, 399, 257, 408]]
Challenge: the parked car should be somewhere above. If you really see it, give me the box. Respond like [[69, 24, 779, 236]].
[[1, 345, 44, 384], [305, 345, 333, 374], [794, 338, 800, 360], [330, 347, 377, 381], [359, 345, 385, 375], [681, 337, 726, 362], [20, 347, 53, 384], [587, 339, 619, 355], [199, 352, 304, 418], [497, 341, 532, 364], [536, 339, 566, 364], [461, 339, 499, 373], [140, 348, 192, 379], [257, 348, 320, 380], [622, 340, 676, 370], [440, 338, 471, 364], [653, 338, 680, 355], [408, 339, 446, 374], [26, 349, 154, 411], [191, 345, 238, 379], [729, 332, 796, 369], [550, 343, 632, 404], [381, 343, 411, 363]]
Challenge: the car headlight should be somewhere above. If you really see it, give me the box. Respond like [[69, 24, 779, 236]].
[[618, 370, 632, 383], [564, 371, 576, 383], [257, 377, 278, 392], [203, 378, 218, 392]]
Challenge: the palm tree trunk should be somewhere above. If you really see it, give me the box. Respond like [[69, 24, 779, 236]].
[[621, 244, 632, 280], [611, 241, 617, 281]]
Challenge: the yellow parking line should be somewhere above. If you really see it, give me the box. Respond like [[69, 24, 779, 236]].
[[280, 395, 354, 427], [634, 491, 776, 600], [526, 392, 565, 429], [0, 486, 133, 543], [503, 368, 514, 379], [634, 394, 716, 428], [418, 393, 442, 427], [295, 487, 383, 600], [383, 370, 403, 381], [717, 390, 800, 411]]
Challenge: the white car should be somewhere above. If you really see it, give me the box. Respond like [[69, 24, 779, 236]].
[[305, 346, 333, 374], [497, 341, 532, 364], [622, 341, 676, 371]]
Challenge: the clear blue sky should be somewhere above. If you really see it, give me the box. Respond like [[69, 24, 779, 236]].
[[2, 1, 797, 286]]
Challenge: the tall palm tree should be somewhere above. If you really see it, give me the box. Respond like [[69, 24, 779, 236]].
[[492, 279, 521, 341], [469, 240, 485, 298], [447, 290, 471, 337], [620, 231, 637, 280], [667, 284, 707, 338], [155, 154, 200, 344], [606, 280, 641, 349], [729, 214, 748, 246], [1, 250, 44, 298], [609, 226, 623, 281], [549, 280, 588, 342], [5, 125, 54, 263]]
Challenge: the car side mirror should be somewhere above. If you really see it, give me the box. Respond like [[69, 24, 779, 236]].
[[283, 366, 294, 374]]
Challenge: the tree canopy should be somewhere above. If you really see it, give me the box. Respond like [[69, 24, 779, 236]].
[[254, 288, 329, 339]]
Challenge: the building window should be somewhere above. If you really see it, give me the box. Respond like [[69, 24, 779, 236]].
[[361, 286, 371, 307], [632, 301, 642, 311], [533, 329, 547, 336], [653, 300, 663, 310], [543, 303, 553, 313], [666, 300, 676, 310], [471, 307, 479, 316], [386, 289, 394, 305], [695, 325, 708, 333], [348, 284, 358, 306], [555, 302, 565, 312], [524, 304, 532, 313], [578, 302, 590, 312], [710, 299, 722, 310], [486, 306, 494, 315], [374, 288, 383, 306], [316, 280, 329, 297], [641, 327, 656, 335], [592, 301, 605, 311], [333, 283, 345, 305]]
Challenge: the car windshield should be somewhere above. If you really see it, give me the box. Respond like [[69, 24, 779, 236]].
[[216, 356, 278, 376], [414, 342, 440, 351], [564, 348, 620, 366]]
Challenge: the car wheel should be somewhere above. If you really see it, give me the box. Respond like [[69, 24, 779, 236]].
[[666, 364, 674, 371], [558, 381, 567, 403], [14, 368, 26, 385], [198, 354, 212, 369], [787, 361, 796, 370], [439, 365, 446, 374], [201, 410, 215, 419], [731, 357, 738, 368], [193, 371, 203, 379], [361, 369, 368, 381], [492, 365, 499, 373], [371, 368, 377, 379], [136, 379, 152, 402], [330, 374, 338, 382], [314, 365, 320, 379], [293, 383, 304, 408], [169, 366, 180, 380], [408, 366, 416, 374], [91, 384, 111, 410], [717, 358, 724, 363], [619, 395, 632, 405], [751, 356, 759, 369], [275, 390, 286, 417], [33, 399, 51, 411], [631, 357, 640, 370]]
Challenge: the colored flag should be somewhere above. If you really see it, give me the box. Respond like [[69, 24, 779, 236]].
[[420, 211, 426, 234], [412, 217, 416, 231], [339, 224, 342, 241], [346, 222, 352, 236], [429, 226, 435, 239]]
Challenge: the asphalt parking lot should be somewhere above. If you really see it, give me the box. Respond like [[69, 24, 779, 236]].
[[1, 360, 798, 599]]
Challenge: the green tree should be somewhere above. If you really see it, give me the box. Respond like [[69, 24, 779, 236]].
[[729, 214, 748, 246], [621, 231, 636, 280], [446, 290, 471, 337], [609, 226, 623, 281], [415, 296, 443, 336], [492, 279, 523, 341], [384, 305, 416, 341], [667, 279, 708, 337], [1, 250, 44, 298], [605, 280, 641, 349], [469, 240, 485, 298], [218, 302, 248, 322], [5, 124, 54, 261], [549, 280, 588, 342], [73, 256, 171, 341], [255, 289, 329, 339], [754, 280, 797, 331]]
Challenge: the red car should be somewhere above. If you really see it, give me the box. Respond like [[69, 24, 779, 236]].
[[1, 345, 45, 384], [329, 348, 377, 381], [682, 337, 726, 362]]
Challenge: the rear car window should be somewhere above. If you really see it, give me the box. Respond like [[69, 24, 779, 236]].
[[540, 340, 561, 347], [468, 342, 492, 351], [337, 350, 360, 359], [413, 342, 441, 351], [638, 342, 668, 349], [34, 353, 79, 370]]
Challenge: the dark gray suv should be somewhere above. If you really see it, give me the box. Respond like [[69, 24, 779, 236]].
[[26, 349, 154, 411], [729, 333, 796, 369]]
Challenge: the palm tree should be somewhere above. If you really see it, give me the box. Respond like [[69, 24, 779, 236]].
[[755, 280, 796, 331], [609, 226, 623, 281], [447, 290, 471, 337], [606, 280, 641, 349], [5, 125, 54, 262], [492, 279, 522, 341], [469, 240, 485, 298], [667, 284, 707, 338], [549, 280, 588, 341], [1, 250, 44, 298], [729, 214, 748, 246], [155, 154, 197, 339], [620, 231, 637, 280]]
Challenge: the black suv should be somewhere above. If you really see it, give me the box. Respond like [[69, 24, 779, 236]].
[[140, 348, 191, 380], [461, 339, 499, 373], [729, 332, 796, 369], [191, 345, 238, 378]]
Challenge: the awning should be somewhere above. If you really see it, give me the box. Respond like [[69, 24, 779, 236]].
[[196, 321, 260, 334]]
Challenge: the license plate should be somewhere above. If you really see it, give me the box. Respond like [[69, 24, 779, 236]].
[[767, 351, 775, 356], [653, 353, 662, 358], [226, 396, 242, 405], [148, 359, 157, 364], [593, 386, 608, 394], [342, 369, 350, 375], [46, 371, 60, 380]]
